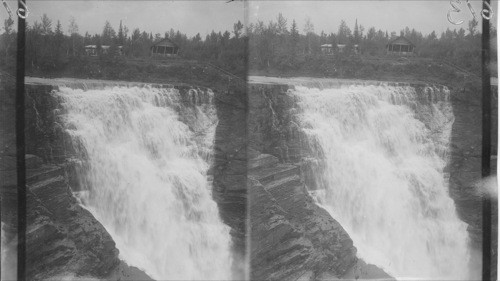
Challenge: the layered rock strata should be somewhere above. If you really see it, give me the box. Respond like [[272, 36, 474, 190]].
[[0, 154, 151, 280], [212, 79, 248, 278]]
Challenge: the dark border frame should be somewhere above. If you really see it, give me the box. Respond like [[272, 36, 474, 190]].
[[16, 1, 27, 280], [482, 0, 493, 280]]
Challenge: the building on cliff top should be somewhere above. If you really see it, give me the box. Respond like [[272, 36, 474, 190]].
[[386, 36, 415, 56], [84, 45, 123, 56], [150, 38, 179, 57], [321, 43, 359, 55]]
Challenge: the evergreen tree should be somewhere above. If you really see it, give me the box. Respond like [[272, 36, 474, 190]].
[[53, 20, 65, 65], [353, 19, 360, 43], [290, 19, 299, 55], [428, 31, 437, 40], [337, 20, 351, 44], [101, 21, 116, 45], [117, 20, 125, 45], [55, 20, 63, 36]]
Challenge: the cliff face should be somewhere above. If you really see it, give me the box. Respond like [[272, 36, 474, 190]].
[[447, 82, 498, 278], [1, 156, 120, 279], [211, 79, 248, 279], [248, 83, 391, 280], [448, 83, 483, 244], [1, 157, 152, 280], [249, 153, 361, 280]]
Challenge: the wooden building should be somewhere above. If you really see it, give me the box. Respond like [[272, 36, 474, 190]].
[[386, 36, 415, 56], [321, 44, 334, 54], [321, 44, 359, 55], [150, 38, 179, 57], [84, 45, 123, 56]]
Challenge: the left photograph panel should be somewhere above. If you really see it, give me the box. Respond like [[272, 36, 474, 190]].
[[0, 1, 248, 280]]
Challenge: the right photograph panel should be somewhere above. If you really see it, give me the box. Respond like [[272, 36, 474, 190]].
[[247, 1, 498, 280]]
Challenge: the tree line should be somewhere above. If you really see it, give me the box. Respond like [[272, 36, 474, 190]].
[[0, 13, 497, 80], [0, 14, 247, 78], [248, 13, 496, 76]]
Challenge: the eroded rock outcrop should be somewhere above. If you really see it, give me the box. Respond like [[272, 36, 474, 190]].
[[212, 79, 248, 278], [249, 153, 363, 280], [0, 155, 124, 280]]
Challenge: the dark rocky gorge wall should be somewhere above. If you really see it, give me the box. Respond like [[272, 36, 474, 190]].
[[248, 81, 497, 280], [448, 82, 498, 279], [212, 79, 248, 279], [0, 79, 247, 280]]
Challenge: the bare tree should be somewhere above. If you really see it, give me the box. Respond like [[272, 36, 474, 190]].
[[3, 17, 14, 61], [41, 14, 52, 35], [304, 17, 314, 54], [3, 17, 14, 35], [276, 13, 288, 36], [303, 17, 314, 34], [233, 20, 244, 39], [68, 17, 79, 56], [68, 16, 79, 35], [468, 18, 478, 37]]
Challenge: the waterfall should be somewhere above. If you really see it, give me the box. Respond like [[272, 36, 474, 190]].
[[1, 222, 16, 280], [56, 86, 232, 280], [293, 85, 470, 280]]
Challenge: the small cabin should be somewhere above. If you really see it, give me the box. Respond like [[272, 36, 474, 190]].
[[386, 36, 415, 56], [150, 38, 179, 57], [321, 44, 359, 55], [84, 45, 123, 56], [321, 44, 334, 54]]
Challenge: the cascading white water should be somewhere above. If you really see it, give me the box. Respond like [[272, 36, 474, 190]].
[[1, 222, 16, 280], [293, 85, 470, 280], [56, 86, 232, 280]]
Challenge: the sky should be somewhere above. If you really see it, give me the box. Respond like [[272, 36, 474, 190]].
[[1, 1, 245, 37], [249, 1, 498, 35], [0, 1, 497, 37]]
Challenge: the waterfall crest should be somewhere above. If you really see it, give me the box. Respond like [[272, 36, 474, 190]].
[[293, 85, 470, 279], [57, 86, 232, 280]]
